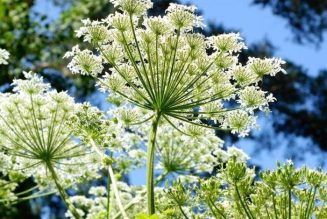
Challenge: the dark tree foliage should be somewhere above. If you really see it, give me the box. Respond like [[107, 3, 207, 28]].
[[252, 0, 327, 45], [266, 69, 327, 152], [0, 0, 111, 97], [148, 0, 179, 15]]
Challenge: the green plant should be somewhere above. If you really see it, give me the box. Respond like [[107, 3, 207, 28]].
[[160, 159, 327, 219], [64, 0, 284, 215], [2, 1, 325, 219]]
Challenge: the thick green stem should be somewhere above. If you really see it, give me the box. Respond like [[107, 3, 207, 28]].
[[113, 198, 139, 219], [288, 189, 292, 219], [46, 162, 81, 219], [146, 112, 161, 215]]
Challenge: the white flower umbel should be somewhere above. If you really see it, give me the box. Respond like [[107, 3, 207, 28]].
[[247, 57, 286, 77], [64, 45, 103, 76], [208, 33, 246, 53], [0, 72, 93, 219], [65, 0, 286, 214], [0, 48, 10, 65], [155, 124, 224, 175], [222, 110, 257, 137], [76, 19, 111, 45], [238, 86, 276, 112]]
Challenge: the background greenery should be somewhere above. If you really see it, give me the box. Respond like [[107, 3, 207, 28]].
[[1, 0, 327, 218]]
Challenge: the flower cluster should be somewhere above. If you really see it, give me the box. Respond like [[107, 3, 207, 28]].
[[208, 33, 246, 53], [64, 46, 103, 76], [0, 48, 9, 65], [222, 110, 258, 136], [0, 1, 295, 218], [0, 152, 21, 205], [0, 72, 101, 185], [238, 86, 276, 112], [155, 124, 223, 174], [64, 0, 286, 215], [66, 183, 146, 219], [111, 0, 153, 15], [66, 1, 285, 138], [76, 19, 111, 45], [0, 73, 103, 218], [160, 160, 327, 219]]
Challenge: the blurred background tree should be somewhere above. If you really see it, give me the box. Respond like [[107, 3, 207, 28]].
[[1, 0, 327, 218], [252, 0, 327, 45]]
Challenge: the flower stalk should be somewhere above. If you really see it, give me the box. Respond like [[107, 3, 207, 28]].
[[106, 168, 112, 219], [89, 139, 128, 219], [46, 162, 81, 219], [146, 112, 161, 215]]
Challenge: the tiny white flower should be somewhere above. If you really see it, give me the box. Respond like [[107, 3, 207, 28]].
[[208, 33, 247, 53], [89, 186, 107, 196], [65, 46, 103, 76], [247, 57, 286, 78], [237, 86, 276, 112], [166, 3, 203, 31], [76, 19, 111, 44], [222, 110, 257, 137], [0, 48, 10, 65], [110, 0, 153, 15], [227, 145, 250, 163]]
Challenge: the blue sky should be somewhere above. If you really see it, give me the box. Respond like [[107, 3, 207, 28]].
[[182, 0, 327, 76]]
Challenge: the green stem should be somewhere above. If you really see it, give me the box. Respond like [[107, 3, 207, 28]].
[[113, 198, 139, 219], [318, 200, 326, 218], [209, 198, 227, 219], [16, 185, 39, 196], [235, 183, 254, 219], [284, 191, 287, 219], [303, 187, 313, 219], [146, 112, 161, 215], [265, 205, 272, 219], [10, 190, 57, 204], [154, 170, 169, 185], [288, 189, 292, 219], [109, 185, 115, 218], [108, 166, 129, 219], [305, 187, 317, 219], [272, 194, 278, 219], [89, 139, 128, 219], [207, 201, 220, 219], [107, 170, 111, 219], [178, 205, 189, 219], [46, 162, 81, 219]]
